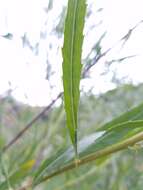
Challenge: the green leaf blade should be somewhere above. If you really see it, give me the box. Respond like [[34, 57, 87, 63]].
[[97, 103, 143, 131], [62, 0, 86, 154]]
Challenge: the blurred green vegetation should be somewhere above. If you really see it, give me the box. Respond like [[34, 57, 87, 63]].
[[1, 83, 143, 189]]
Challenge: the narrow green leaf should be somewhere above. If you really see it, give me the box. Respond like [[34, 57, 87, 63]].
[[97, 103, 143, 131], [62, 0, 86, 154], [82, 120, 143, 156]]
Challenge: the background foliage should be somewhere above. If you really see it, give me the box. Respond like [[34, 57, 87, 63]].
[[0, 0, 143, 189], [1, 84, 143, 189]]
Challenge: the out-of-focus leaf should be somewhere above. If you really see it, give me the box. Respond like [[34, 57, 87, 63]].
[[62, 0, 86, 154], [0, 137, 5, 149], [106, 55, 136, 66], [97, 103, 143, 131], [94, 32, 106, 55], [0, 160, 35, 190], [56, 167, 97, 190], [1, 33, 13, 40]]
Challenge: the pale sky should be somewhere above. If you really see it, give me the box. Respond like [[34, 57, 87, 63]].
[[0, 0, 143, 106]]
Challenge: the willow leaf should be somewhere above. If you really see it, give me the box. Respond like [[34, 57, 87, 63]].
[[97, 102, 143, 131], [62, 0, 86, 154]]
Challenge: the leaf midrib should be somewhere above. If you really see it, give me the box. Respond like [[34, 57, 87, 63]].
[[70, 0, 78, 143]]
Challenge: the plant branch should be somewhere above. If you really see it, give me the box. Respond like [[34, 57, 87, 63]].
[[2, 93, 62, 153], [83, 19, 143, 77], [35, 131, 143, 186]]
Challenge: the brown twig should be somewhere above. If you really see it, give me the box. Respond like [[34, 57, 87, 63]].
[[2, 93, 62, 152], [83, 19, 143, 77]]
